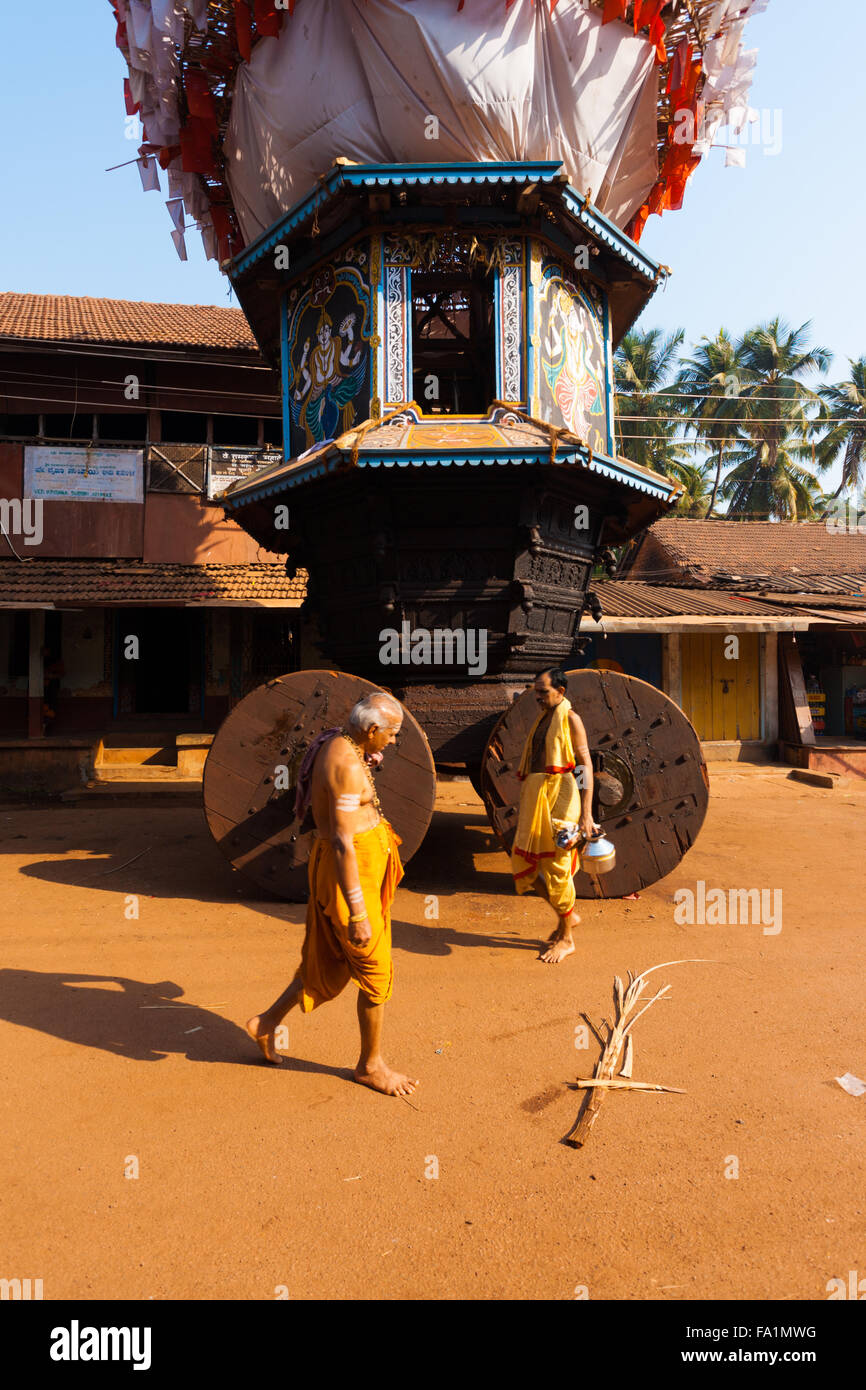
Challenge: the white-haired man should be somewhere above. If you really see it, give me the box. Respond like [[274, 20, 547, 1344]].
[[247, 691, 419, 1097]]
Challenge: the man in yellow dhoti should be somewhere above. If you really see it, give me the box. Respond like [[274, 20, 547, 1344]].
[[246, 692, 419, 1097], [512, 668, 597, 964]]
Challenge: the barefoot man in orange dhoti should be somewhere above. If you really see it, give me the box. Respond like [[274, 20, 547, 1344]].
[[512, 668, 598, 965], [246, 692, 419, 1097]]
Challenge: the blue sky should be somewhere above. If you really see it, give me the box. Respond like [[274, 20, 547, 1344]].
[[1, 2, 862, 419]]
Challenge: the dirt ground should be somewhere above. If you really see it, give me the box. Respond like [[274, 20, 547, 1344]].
[[1, 766, 864, 1302]]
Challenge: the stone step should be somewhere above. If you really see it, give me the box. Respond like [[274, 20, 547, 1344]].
[[97, 745, 175, 766], [93, 764, 189, 782]]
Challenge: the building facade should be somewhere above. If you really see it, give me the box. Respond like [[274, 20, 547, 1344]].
[[601, 518, 866, 772], [0, 293, 302, 794]]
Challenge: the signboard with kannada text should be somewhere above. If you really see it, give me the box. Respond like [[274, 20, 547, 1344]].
[[207, 447, 282, 500], [24, 447, 144, 503]]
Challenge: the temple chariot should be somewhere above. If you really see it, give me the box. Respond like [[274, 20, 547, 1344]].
[[109, 0, 767, 898]]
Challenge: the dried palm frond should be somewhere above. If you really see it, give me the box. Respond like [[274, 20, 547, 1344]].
[[564, 959, 709, 1148]]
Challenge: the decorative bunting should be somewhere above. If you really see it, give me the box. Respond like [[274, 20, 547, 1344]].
[[166, 197, 185, 234], [201, 221, 217, 261], [171, 227, 188, 261], [235, 0, 253, 62], [602, 0, 629, 22], [180, 118, 219, 178], [634, 0, 664, 33], [649, 11, 667, 62], [123, 78, 140, 116], [185, 69, 216, 121], [110, 0, 767, 267], [253, 0, 282, 39], [136, 155, 161, 193]]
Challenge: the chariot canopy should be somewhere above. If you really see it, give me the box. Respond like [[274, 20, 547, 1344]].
[[110, 1, 767, 266]]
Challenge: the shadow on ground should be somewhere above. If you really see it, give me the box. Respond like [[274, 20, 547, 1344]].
[[0, 968, 347, 1076], [2, 803, 527, 947]]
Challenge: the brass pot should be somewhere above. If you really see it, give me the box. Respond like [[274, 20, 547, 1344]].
[[578, 834, 616, 875]]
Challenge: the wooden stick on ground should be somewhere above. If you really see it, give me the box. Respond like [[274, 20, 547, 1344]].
[[563, 959, 709, 1149], [570, 1078, 686, 1093]]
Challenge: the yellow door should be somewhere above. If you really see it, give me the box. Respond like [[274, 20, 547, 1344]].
[[680, 633, 761, 741]]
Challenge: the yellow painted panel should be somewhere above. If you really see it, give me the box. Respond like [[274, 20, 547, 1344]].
[[681, 632, 760, 740]]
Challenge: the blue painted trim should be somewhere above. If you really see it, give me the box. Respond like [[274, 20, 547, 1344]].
[[560, 186, 662, 284], [602, 288, 615, 458], [221, 443, 677, 508], [353, 160, 563, 186], [230, 162, 561, 278], [280, 291, 290, 463], [227, 161, 666, 288]]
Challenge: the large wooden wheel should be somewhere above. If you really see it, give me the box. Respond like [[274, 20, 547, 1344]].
[[479, 670, 709, 899], [204, 670, 436, 900]]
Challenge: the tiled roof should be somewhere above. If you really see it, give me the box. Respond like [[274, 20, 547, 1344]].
[[622, 519, 866, 589], [0, 294, 259, 354], [0, 561, 306, 605], [221, 408, 677, 510], [592, 581, 812, 620]]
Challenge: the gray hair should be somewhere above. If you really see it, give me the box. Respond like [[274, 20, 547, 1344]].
[[348, 692, 403, 732]]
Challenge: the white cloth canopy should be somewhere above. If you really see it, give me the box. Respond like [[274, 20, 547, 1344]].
[[224, 0, 660, 243]]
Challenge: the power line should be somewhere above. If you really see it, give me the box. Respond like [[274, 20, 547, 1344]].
[[615, 389, 858, 402], [0, 391, 274, 419], [616, 415, 858, 424], [0, 365, 280, 406]]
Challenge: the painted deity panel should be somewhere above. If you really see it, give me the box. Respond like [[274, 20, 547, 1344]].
[[535, 256, 608, 454], [285, 246, 372, 457]]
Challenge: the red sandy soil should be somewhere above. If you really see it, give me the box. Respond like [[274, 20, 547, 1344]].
[[1, 768, 864, 1301]]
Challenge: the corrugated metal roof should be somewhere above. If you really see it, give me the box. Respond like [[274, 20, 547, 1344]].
[[593, 581, 800, 619]]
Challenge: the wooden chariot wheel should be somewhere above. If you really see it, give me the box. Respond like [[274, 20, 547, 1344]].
[[479, 669, 709, 899], [203, 669, 436, 900]]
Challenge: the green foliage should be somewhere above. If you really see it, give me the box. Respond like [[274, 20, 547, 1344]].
[[613, 317, 859, 522]]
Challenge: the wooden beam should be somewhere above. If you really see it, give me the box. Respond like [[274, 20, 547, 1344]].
[[761, 631, 779, 743], [780, 633, 815, 745], [662, 632, 682, 706]]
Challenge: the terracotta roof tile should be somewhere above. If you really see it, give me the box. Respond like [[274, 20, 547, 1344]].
[[0, 293, 259, 354], [0, 560, 306, 605], [622, 519, 866, 590]]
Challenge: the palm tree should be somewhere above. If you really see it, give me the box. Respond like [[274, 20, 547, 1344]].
[[815, 356, 866, 507], [719, 442, 827, 520], [675, 329, 749, 517], [614, 327, 692, 479], [726, 318, 830, 518], [673, 461, 713, 517]]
